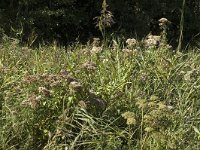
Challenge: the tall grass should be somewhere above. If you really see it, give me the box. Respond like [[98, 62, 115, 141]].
[[0, 39, 200, 150], [177, 0, 186, 52]]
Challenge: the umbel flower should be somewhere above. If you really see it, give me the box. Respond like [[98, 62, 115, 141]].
[[59, 69, 77, 83], [91, 46, 102, 54], [38, 87, 51, 97], [69, 81, 83, 91], [144, 35, 161, 48], [158, 17, 171, 44], [158, 18, 171, 27], [21, 94, 41, 109], [92, 38, 101, 47], [122, 48, 138, 57], [122, 111, 136, 125], [91, 38, 102, 54], [80, 62, 97, 71], [126, 38, 137, 47]]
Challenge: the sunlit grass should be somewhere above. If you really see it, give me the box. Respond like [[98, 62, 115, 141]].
[[0, 39, 200, 149]]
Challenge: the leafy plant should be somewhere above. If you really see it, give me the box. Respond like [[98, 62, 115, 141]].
[[0, 38, 199, 149]]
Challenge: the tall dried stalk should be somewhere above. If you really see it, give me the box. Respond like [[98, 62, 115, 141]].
[[177, 0, 186, 51]]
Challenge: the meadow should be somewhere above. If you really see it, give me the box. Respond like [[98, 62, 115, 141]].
[[0, 37, 200, 150]]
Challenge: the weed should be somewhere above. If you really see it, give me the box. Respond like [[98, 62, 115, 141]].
[[0, 39, 200, 149]]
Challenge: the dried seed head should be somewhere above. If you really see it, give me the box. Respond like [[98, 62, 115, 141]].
[[159, 18, 168, 23], [122, 111, 136, 125], [69, 81, 82, 91], [59, 70, 76, 83], [136, 99, 147, 109], [144, 35, 161, 48], [122, 48, 138, 56], [81, 62, 97, 71], [150, 95, 159, 101], [38, 87, 51, 97], [21, 94, 41, 109], [157, 102, 166, 109], [122, 48, 132, 54], [91, 46, 102, 54], [126, 38, 137, 47], [59, 69, 70, 76], [158, 18, 171, 27], [23, 75, 38, 84], [92, 38, 101, 47], [66, 75, 77, 83], [50, 80, 62, 87]]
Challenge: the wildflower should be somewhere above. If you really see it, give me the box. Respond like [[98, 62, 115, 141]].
[[122, 48, 132, 55], [90, 37, 102, 54], [148, 35, 161, 41], [150, 95, 159, 101], [122, 111, 136, 125], [81, 62, 97, 71], [166, 105, 174, 110], [103, 58, 109, 63], [91, 46, 102, 54], [69, 81, 82, 91], [59, 70, 77, 83], [59, 69, 70, 77], [145, 38, 159, 47], [144, 35, 161, 48], [158, 18, 171, 26], [39, 73, 49, 80], [122, 48, 131, 52], [136, 99, 147, 109], [157, 102, 166, 109], [21, 94, 41, 109], [66, 75, 77, 83], [158, 18, 171, 44], [23, 75, 38, 84], [38, 87, 51, 97], [45, 74, 58, 83], [184, 71, 193, 81], [148, 101, 156, 107], [50, 80, 62, 87], [126, 38, 137, 47], [139, 72, 148, 81], [92, 38, 101, 47]]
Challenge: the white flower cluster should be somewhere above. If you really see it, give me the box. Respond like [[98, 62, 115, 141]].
[[126, 38, 137, 47], [144, 35, 161, 48]]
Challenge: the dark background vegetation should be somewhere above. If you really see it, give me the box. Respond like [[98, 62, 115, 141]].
[[0, 0, 200, 47]]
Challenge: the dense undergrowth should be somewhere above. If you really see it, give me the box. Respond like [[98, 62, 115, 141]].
[[0, 38, 200, 150]]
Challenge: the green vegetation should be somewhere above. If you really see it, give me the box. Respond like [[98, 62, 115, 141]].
[[0, 38, 199, 149], [0, 1, 200, 149], [1, 1, 200, 46]]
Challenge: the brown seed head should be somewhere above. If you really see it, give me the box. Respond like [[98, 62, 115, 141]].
[[69, 81, 82, 91]]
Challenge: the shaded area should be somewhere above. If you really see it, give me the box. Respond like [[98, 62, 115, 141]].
[[0, 0, 200, 47]]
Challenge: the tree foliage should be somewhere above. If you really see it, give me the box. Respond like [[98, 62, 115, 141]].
[[0, 0, 200, 46]]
